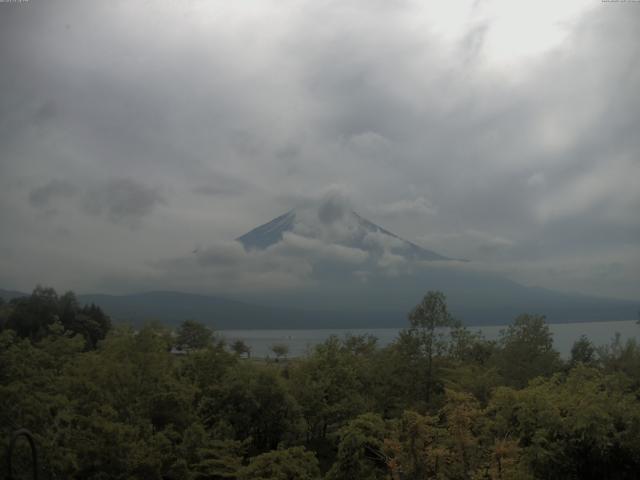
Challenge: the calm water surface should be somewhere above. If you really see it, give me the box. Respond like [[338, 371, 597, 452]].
[[221, 320, 639, 358]]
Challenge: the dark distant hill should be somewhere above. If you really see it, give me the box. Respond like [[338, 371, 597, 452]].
[[76, 291, 403, 329], [1, 287, 406, 329], [78, 288, 638, 329], [0, 288, 28, 301], [1, 287, 636, 329]]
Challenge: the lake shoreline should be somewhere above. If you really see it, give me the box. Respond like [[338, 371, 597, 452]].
[[219, 319, 639, 359]]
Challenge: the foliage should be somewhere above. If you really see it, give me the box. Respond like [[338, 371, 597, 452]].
[[289, 336, 368, 444], [237, 446, 320, 480], [405, 291, 459, 402], [569, 335, 596, 367], [2, 286, 111, 349], [597, 333, 640, 382], [231, 339, 251, 358], [176, 319, 214, 350], [495, 313, 562, 388], [325, 413, 388, 480], [199, 363, 302, 454], [3, 287, 640, 479], [488, 366, 640, 479], [271, 343, 290, 361]]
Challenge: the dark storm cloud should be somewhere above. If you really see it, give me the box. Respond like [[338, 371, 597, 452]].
[[0, 0, 638, 299]]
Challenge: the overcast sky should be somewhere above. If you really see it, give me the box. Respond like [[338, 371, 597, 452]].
[[0, 0, 638, 300]]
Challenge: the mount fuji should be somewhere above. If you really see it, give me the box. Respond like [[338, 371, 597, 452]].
[[227, 207, 637, 327], [11, 207, 631, 329], [237, 209, 457, 262]]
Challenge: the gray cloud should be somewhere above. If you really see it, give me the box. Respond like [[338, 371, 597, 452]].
[[376, 196, 437, 217], [82, 178, 165, 226], [29, 179, 77, 208], [0, 0, 638, 300], [192, 173, 252, 197], [193, 185, 237, 196], [317, 190, 351, 224]]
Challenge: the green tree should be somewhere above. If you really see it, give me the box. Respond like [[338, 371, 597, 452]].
[[231, 339, 251, 358], [176, 423, 245, 479], [569, 335, 596, 367], [405, 291, 458, 402], [0, 297, 11, 331], [176, 319, 213, 350], [199, 363, 302, 453], [449, 324, 497, 366], [496, 314, 561, 388], [488, 366, 640, 479], [180, 343, 237, 395], [238, 447, 320, 480], [58, 291, 111, 350], [7, 286, 59, 341], [597, 334, 640, 382], [385, 410, 442, 479], [3, 288, 110, 349], [342, 333, 378, 356], [271, 343, 290, 361], [325, 413, 388, 480], [289, 336, 366, 444], [77, 303, 111, 349]]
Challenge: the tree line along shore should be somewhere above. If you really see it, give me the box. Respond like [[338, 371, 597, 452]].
[[2, 287, 640, 479]]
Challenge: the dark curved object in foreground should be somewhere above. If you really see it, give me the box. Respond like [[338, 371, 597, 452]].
[[7, 428, 38, 480]]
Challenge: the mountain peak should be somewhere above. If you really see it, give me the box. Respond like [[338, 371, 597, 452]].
[[236, 208, 454, 262]]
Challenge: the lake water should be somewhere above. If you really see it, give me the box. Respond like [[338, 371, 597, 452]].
[[220, 320, 639, 358]]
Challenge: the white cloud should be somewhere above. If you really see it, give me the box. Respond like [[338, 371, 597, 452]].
[[418, 228, 514, 261], [278, 232, 369, 265]]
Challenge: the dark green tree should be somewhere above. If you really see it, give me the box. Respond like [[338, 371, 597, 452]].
[[231, 339, 251, 358], [199, 364, 301, 453], [238, 446, 321, 480], [58, 291, 111, 349], [7, 286, 59, 341], [271, 343, 289, 361], [569, 335, 596, 367], [289, 336, 366, 444], [176, 319, 213, 350], [488, 366, 640, 479], [496, 314, 561, 388], [4, 288, 110, 349], [325, 413, 388, 480], [406, 291, 458, 402], [597, 334, 640, 382], [176, 423, 245, 479]]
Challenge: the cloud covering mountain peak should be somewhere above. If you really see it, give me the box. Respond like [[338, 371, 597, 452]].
[[236, 205, 454, 264]]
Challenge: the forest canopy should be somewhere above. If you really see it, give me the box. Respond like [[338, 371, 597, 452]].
[[2, 287, 640, 479]]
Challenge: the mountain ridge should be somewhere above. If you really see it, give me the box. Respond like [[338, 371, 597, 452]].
[[1, 286, 636, 329]]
